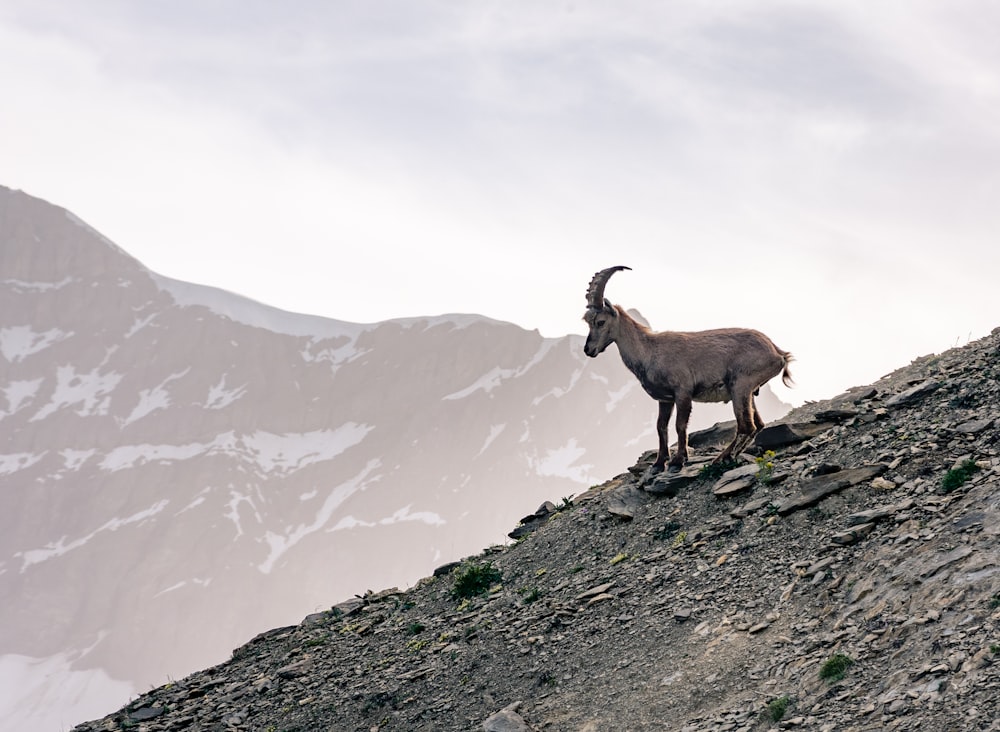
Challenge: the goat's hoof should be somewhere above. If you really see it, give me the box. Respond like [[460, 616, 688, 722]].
[[667, 463, 683, 474], [647, 464, 664, 477]]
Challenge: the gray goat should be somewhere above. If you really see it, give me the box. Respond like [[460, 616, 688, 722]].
[[582, 265, 793, 474]]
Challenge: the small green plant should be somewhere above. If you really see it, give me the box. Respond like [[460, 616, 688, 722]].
[[755, 450, 776, 484], [767, 695, 792, 722], [406, 621, 425, 635], [560, 495, 575, 509], [671, 531, 687, 549], [990, 644, 1000, 655], [451, 561, 502, 599], [570, 565, 585, 574], [990, 594, 1000, 609], [522, 587, 541, 603], [610, 552, 629, 565], [819, 653, 854, 682], [807, 505, 827, 522], [699, 459, 739, 481], [941, 459, 980, 492], [654, 520, 683, 541]]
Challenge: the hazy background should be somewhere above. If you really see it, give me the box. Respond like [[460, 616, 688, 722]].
[[3, 0, 998, 404]]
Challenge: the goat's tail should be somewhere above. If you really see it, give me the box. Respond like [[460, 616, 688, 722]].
[[780, 350, 795, 388]]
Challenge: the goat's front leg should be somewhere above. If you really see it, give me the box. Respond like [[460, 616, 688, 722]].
[[669, 394, 693, 471], [648, 400, 674, 476]]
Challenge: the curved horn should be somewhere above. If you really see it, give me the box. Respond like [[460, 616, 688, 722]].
[[585, 266, 631, 310]]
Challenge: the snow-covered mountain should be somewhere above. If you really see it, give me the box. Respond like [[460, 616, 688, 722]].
[[0, 185, 790, 729]]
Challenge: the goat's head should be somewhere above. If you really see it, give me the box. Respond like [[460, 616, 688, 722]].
[[583, 265, 630, 357]]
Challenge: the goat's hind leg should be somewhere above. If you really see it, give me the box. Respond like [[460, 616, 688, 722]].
[[715, 389, 758, 464]]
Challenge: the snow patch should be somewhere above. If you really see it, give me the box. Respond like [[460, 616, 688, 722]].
[[331, 506, 446, 531], [204, 375, 247, 409], [99, 423, 372, 474], [0, 652, 135, 732], [258, 459, 381, 573], [380, 505, 446, 527], [531, 366, 585, 406], [61, 448, 96, 470], [100, 441, 209, 472], [31, 366, 122, 420], [0, 325, 71, 363], [153, 581, 188, 598], [531, 439, 594, 483], [224, 489, 263, 539], [1, 275, 74, 293], [124, 311, 159, 338], [477, 424, 506, 456], [0, 452, 46, 476], [122, 369, 189, 425], [1, 378, 43, 417], [18, 499, 170, 572], [444, 340, 557, 400], [606, 381, 637, 412]]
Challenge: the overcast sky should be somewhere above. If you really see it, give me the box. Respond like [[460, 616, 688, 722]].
[[2, 1, 998, 404]]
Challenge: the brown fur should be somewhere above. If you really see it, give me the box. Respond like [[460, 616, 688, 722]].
[[584, 291, 792, 474]]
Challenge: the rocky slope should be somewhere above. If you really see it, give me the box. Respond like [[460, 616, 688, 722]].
[[72, 327, 1000, 731]]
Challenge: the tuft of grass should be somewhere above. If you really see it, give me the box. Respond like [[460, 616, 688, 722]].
[[451, 561, 502, 600], [767, 695, 792, 722], [990, 644, 1000, 655], [406, 621, 425, 636], [610, 552, 629, 565], [941, 459, 980, 492], [654, 520, 683, 541], [521, 587, 541, 603], [699, 459, 740, 481], [819, 653, 854, 682]]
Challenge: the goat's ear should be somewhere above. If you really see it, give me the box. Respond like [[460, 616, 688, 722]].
[[604, 299, 617, 315]]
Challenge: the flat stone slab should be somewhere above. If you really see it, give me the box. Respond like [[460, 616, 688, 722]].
[[645, 464, 703, 495], [754, 422, 834, 450], [712, 464, 759, 497], [607, 484, 648, 519], [777, 464, 888, 515], [845, 498, 916, 526], [886, 379, 940, 407], [955, 418, 994, 434], [831, 522, 875, 545]]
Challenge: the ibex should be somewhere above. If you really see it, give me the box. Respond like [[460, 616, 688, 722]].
[[583, 266, 793, 475]]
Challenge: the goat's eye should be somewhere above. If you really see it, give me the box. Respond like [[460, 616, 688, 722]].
[[596, 320, 606, 327]]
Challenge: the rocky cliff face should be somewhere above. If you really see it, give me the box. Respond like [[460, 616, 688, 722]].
[[0, 185, 791, 729], [70, 326, 1000, 732]]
